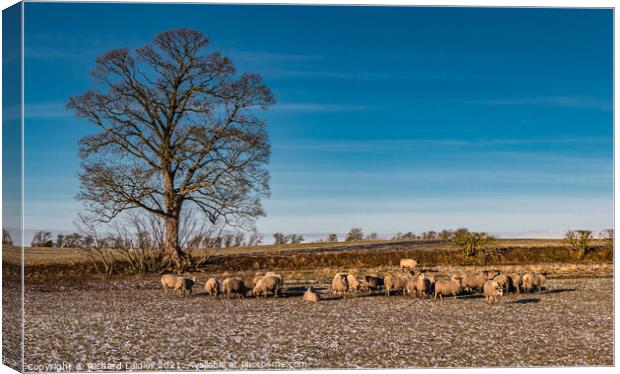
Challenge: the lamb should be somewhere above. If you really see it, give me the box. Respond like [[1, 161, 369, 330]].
[[331, 273, 349, 297], [346, 274, 361, 293], [493, 274, 513, 293], [384, 273, 407, 296], [363, 274, 384, 294], [434, 275, 462, 299], [400, 258, 418, 270], [483, 280, 503, 303], [174, 276, 196, 296], [222, 277, 249, 299], [303, 287, 319, 303], [204, 277, 221, 297], [253, 275, 282, 298], [160, 274, 177, 293]]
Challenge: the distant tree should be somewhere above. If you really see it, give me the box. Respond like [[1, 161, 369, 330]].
[[599, 228, 614, 241], [421, 231, 437, 240], [273, 232, 287, 245], [438, 229, 453, 241], [63, 233, 84, 248], [391, 232, 403, 240], [565, 229, 594, 258], [55, 234, 65, 248], [31, 231, 54, 248], [2, 229, 13, 246], [247, 229, 263, 246], [346, 228, 364, 242], [366, 232, 379, 240], [451, 228, 497, 257], [400, 232, 417, 240], [222, 233, 235, 248], [287, 233, 304, 244], [67, 28, 274, 270], [327, 233, 338, 242], [234, 232, 245, 247]]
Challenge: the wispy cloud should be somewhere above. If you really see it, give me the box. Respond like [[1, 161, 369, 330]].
[[273, 136, 611, 152], [226, 50, 324, 63], [472, 96, 612, 111], [26, 102, 72, 119], [263, 68, 393, 81], [271, 102, 382, 112]]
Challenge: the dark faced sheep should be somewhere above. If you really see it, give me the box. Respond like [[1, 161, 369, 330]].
[[363, 274, 384, 294], [331, 273, 349, 298], [174, 276, 196, 296], [416, 274, 433, 299], [222, 277, 249, 299]]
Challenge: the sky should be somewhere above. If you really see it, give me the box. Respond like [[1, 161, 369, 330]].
[[19, 3, 613, 243]]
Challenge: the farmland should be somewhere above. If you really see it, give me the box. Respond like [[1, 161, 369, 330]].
[[2, 238, 614, 369]]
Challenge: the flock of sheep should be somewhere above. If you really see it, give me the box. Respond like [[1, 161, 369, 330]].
[[160, 258, 547, 304]]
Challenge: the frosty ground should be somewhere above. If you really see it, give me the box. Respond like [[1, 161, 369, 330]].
[[23, 277, 613, 370]]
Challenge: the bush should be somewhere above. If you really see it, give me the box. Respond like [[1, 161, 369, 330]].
[[451, 228, 497, 257], [565, 229, 594, 258]]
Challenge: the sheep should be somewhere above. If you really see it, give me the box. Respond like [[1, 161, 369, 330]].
[[303, 287, 319, 303], [405, 276, 418, 297], [483, 270, 500, 280], [415, 273, 433, 299], [363, 274, 384, 294], [264, 271, 283, 283], [493, 274, 514, 294], [174, 276, 196, 296], [346, 274, 361, 293], [400, 258, 418, 270], [523, 272, 546, 293], [384, 273, 407, 296], [204, 277, 221, 297], [434, 275, 462, 299], [252, 273, 264, 288], [461, 272, 486, 292], [253, 275, 282, 298], [222, 277, 249, 299], [160, 274, 177, 293], [507, 273, 522, 294], [522, 272, 546, 293], [331, 273, 349, 297], [483, 280, 503, 303]]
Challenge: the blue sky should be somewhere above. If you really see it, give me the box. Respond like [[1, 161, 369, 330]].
[[22, 3, 613, 241]]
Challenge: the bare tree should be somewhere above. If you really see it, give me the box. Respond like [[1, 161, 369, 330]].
[[67, 29, 274, 270], [345, 228, 364, 242], [327, 233, 338, 242], [246, 228, 263, 246], [273, 232, 287, 245], [286, 233, 304, 244], [365, 232, 379, 240], [31, 231, 54, 248], [3, 229, 13, 246]]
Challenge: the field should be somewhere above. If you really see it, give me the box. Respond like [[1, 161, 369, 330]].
[[2, 239, 614, 370], [21, 275, 613, 369]]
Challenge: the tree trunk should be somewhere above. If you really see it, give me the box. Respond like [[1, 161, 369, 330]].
[[165, 215, 185, 271]]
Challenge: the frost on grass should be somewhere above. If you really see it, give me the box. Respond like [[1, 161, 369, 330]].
[[23, 278, 613, 369]]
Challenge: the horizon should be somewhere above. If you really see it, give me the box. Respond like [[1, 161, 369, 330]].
[[11, 4, 614, 245]]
